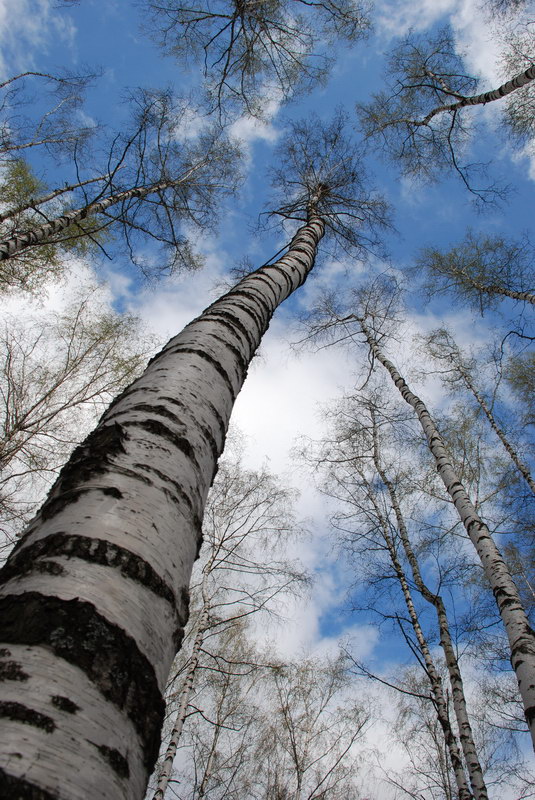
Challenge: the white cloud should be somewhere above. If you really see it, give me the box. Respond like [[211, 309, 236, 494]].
[[0, 0, 76, 78]]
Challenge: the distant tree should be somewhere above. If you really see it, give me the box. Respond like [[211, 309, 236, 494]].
[[145, 0, 370, 117], [0, 283, 151, 544], [153, 452, 305, 799], [417, 232, 535, 311], [0, 69, 96, 163], [424, 327, 535, 495], [357, 27, 535, 199], [0, 90, 241, 281]]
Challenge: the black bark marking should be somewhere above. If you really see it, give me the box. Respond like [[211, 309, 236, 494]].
[[0, 593, 164, 773], [245, 272, 281, 304], [36, 423, 127, 524], [122, 403, 184, 426], [40, 486, 122, 522], [0, 661, 28, 682], [0, 532, 180, 617], [206, 308, 257, 350], [94, 743, 130, 780], [526, 705, 535, 726], [123, 418, 201, 474], [133, 462, 195, 514], [265, 263, 294, 293], [226, 295, 264, 332], [51, 695, 80, 714], [169, 346, 237, 400], [0, 768, 59, 800], [236, 284, 273, 318], [229, 288, 271, 323], [0, 701, 55, 732]]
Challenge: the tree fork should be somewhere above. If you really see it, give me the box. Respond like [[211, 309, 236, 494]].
[[0, 213, 324, 800], [357, 316, 535, 750]]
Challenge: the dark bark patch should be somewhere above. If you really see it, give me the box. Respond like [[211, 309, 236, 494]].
[[124, 403, 183, 426], [0, 701, 55, 732], [0, 592, 164, 773], [0, 533, 178, 614], [39, 423, 127, 521], [124, 418, 201, 474], [206, 309, 257, 350], [228, 288, 271, 323], [525, 705, 535, 726], [93, 743, 130, 779], [0, 661, 28, 682], [265, 263, 294, 293], [0, 768, 59, 800], [51, 695, 80, 714]]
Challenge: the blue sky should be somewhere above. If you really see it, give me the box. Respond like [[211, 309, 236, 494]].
[[2, 0, 534, 792]]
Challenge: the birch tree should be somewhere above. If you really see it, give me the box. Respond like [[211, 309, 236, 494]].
[[0, 284, 150, 543], [424, 327, 535, 496], [0, 115, 386, 799], [153, 451, 305, 799], [145, 0, 370, 117], [357, 26, 535, 198], [302, 390, 487, 799], [417, 232, 535, 312], [0, 90, 240, 281], [352, 309, 535, 749]]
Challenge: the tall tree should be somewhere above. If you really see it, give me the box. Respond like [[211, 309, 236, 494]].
[[0, 116, 386, 799]]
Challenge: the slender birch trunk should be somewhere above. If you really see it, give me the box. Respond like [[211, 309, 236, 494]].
[[357, 316, 535, 749], [0, 161, 205, 261], [0, 212, 324, 800], [369, 409, 487, 800], [417, 64, 535, 127], [454, 363, 535, 495], [362, 468, 472, 800], [153, 604, 210, 800], [0, 172, 114, 225]]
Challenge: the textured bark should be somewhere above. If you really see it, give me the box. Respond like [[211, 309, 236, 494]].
[[0, 172, 113, 225], [358, 317, 535, 750], [362, 462, 472, 800], [370, 410, 487, 800], [0, 213, 324, 799]]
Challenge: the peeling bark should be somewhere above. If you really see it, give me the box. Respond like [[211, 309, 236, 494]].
[[358, 317, 535, 751], [0, 214, 324, 799]]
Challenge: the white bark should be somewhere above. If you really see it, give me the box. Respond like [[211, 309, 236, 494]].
[[363, 467, 472, 800], [370, 411, 487, 800], [0, 213, 324, 799], [358, 316, 535, 751], [0, 160, 205, 261]]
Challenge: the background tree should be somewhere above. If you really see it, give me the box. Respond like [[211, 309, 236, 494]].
[[145, 0, 370, 118], [153, 448, 306, 799], [0, 90, 241, 282], [357, 26, 535, 199]]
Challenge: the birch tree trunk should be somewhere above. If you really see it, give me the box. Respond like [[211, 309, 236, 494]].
[[418, 64, 535, 126], [358, 316, 535, 750], [153, 603, 210, 800], [455, 362, 535, 495], [370, 409, 487, 800], [361, 466, 472, 800], [0, 212, 324, 800], [0, 162, 205, 261]]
